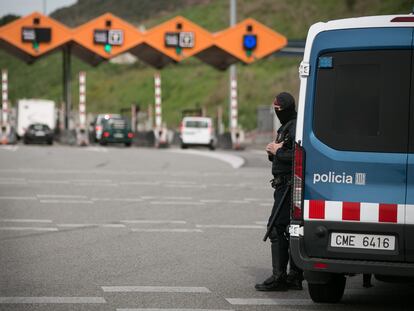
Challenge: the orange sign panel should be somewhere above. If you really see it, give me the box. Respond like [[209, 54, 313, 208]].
[[139, 16, 213, 62], [0, 12, 71, 59], [214, 18, 287, 64], [72, 13, 143, 60]]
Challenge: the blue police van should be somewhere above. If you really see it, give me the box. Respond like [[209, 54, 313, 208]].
[[289, 14, 414, 303]]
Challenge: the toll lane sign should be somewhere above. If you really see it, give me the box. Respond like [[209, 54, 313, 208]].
[[164, 32, 194, 48], [179, 32, 194, 48], [108, 30, 123, 45], [93, 29, 124, 45]]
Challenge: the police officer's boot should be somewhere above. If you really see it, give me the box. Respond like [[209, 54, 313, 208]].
[[286, 270, 303, 290], [255, 228, 289, 291]]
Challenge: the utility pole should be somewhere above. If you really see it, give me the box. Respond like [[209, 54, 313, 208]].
[[63, 46, 71, 130], [229, 0, 237, 132]]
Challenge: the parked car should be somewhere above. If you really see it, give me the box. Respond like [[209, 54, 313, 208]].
[[90, 114, 122, 143], [99, 116, 133, 147], [180, 116, 216, 150], [23, 123, 53, 145]]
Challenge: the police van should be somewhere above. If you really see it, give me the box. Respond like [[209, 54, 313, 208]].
[[289, 14, 414, 303]]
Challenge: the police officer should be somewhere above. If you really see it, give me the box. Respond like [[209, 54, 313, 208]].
[[255, 92, 303, 291]]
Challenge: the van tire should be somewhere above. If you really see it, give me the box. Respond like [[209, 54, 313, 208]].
[[181, 144, 188, 149], [125, 142, 131, 147], [308, 274, 346, 303], [209, 143, 215, 151]]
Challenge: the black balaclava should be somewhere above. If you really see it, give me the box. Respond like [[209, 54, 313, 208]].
[[275, 92, 297, 125]]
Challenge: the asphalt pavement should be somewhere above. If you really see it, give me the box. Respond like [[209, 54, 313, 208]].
[[0, 144, 413, 311]]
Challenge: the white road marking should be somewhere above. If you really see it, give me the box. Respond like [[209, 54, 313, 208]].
[[165, 185, 207, 189], [71, 179, 112, 183], [196, 225, 266, 229], [39, 200, 94, 204], [0, 145, 18, 152], [131, 229, 203, 233], [37, 194, 88, 199], [227, 200, 248, 204], [168, 150, 245, 169], [164, 196, 193, 200], [57, 224, 126, 228], [0, 181, 26, 184], [199, 199, 222, 203], [255, 221, 267, 225], [225, 298, 313, 305], [150, 201, 205, 206], [0, 219, 52, 223], [0, 227, 58, 231], [120, 182, 160, 186], [117, 309, 233, 311], [29, 180, 70, 184], [102, 286, 210, 293], [0, 196, 36, 200], [0, 297, 106, 304], [260, 203, 273, 207], [112, 198, 143, 202], [85, 146, 108, 153], [121, 220, 187, 224]]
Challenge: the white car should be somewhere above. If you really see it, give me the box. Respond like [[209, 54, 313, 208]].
[[180, 117, 216, 150]]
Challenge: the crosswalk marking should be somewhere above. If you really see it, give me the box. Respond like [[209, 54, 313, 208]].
[[102, 286, 211, 293], [0, 297, 106, 304]]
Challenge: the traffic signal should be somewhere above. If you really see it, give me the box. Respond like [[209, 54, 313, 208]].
[[243, 34, 257, 57]]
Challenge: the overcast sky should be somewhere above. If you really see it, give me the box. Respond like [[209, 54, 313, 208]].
[[0, 0, 77, 17]]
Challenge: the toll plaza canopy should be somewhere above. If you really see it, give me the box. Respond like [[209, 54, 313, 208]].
[[0, 12, 71, 63], [0, 12, 287, 69]]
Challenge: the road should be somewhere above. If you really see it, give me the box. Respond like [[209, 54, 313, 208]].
[[0, 144, 413, 311]]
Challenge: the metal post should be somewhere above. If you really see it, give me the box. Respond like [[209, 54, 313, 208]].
[[229, 0, 237, 131], [63, 46, 71, 130], [154, 72, 162, 130], [1, 69, 8, 126], [79, 71, 86, 129]]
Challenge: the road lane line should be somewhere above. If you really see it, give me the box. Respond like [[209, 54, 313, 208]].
[[102, 286, 210, 293], [120, 182, 160, 186], [121, 220, 187, 224], [57, 224, 97, 228], [200, 200, 222, 203], [196, 225, 266, 229], [37, 194, 88, 199], [0, 297, 106, 304], [131, 229, 203, 233], [101, 224, 126, 228], [164, 196, 193, 200], [225, 298, 313, 305], [0, 227, 58, 231], [168, 150, 245, 169], [39, 200, 94, 204], [255, 221, 267, 225], [117, 309, 233, 311], [150, 201, 205, 206], [113, 198, 143, 202], [0, 196, 36, 200], [165, 185, 207, 189], [0, 219, 52, 223], [29, 180, 70, 184]]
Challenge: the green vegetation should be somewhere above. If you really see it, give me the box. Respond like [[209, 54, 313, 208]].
[[0, 0, 411, 130]]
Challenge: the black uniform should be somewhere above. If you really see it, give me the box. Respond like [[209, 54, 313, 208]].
[[256, 92, 303, 291]]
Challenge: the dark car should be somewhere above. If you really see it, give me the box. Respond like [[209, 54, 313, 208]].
[[23, 123, 53, 145], [100, 117, 133, 147]]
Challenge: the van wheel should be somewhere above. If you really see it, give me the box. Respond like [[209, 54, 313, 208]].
[[181, 144, 188, 149], [125, 142, 131, 147], [209, 143, 215, 151], [308, 274, 346, 303]]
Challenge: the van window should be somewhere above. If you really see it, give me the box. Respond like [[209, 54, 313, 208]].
[[313, 50, 411, 153], [185, 120, 209, 128]]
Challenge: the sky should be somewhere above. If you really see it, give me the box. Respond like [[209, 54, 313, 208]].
[[0, 0, 77, 17]]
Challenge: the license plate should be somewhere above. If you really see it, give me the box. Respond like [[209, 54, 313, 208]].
[[114, 133, 124, 138], [330, 232, 395, 251], [35, 131, 45, 136]]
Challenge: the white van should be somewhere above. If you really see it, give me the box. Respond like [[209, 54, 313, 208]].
[[180, 116, 216, 150]]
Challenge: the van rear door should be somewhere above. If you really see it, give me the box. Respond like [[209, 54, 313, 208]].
[[302, 28, 412, 262], [405, 58, 414, 262]]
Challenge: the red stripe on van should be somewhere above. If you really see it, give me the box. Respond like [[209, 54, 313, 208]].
[[309, 200, 325, 219], [378, 204, 397, 223], [342, 202, 360, 221]]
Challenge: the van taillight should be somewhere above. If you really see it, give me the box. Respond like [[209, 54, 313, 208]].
[[179, 122, 184, 133], [96, 125, 102, 132], [127, 132, 134, 138], [292, 142, 305, 221], [103, 132, 110, 138]]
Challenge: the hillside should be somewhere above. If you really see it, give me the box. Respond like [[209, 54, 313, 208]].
[[0, 0, 412, 130]]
